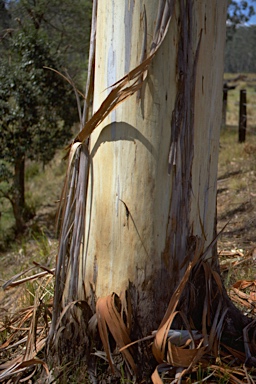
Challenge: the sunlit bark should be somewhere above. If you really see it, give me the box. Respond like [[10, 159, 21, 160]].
[[49, 4, 256, 379], [75, 0, 227, 333]]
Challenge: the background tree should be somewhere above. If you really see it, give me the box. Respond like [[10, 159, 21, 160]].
[[0, 0, 92, 234], [6, 0, 92, 82], [225, 25, 256, 72], [227, 0, 255, 40], [0, 28, 77, 233], [0, 0, 11, 49], [47, 1, 253, 382]]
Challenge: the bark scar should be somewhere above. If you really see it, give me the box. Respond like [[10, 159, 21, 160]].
[[137, 5, 147, 102], [119, 198, 130, 228], [119, 199, 149, 257]]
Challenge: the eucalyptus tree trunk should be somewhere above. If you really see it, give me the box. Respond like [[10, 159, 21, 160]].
[[81, 0, 226, 330], [49, 0, 234, 378]]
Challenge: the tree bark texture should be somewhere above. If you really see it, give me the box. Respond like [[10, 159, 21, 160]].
[[12, 156, 26, 233], [60, 0, 227, 335]]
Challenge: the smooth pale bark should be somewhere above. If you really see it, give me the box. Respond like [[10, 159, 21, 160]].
[[62, 0, 227, 334]]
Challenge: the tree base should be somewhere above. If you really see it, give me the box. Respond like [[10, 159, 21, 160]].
[[47, 260, 256, 382]]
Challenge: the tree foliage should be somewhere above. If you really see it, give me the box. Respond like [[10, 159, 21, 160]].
[[5, 0, 92, 80], [225, 2, 256, 72], [225, 25, 256, 72], [0, 0, 91, 233], [227, 0, 255, 40], [227, 0, 255, 25]]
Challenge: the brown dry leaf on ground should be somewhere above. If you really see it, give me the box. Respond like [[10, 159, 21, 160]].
[[96, 293, 136, 374], [0, 273, 53, 382], [229, 279, 256, 314]]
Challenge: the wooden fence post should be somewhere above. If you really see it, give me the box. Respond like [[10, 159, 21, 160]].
[[239, 89, 247, 143], [222, 84, 228, 128]]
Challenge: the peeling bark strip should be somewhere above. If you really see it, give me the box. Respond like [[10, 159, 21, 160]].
[[164, 1, 203, 281], [81, 0, 97, 127]]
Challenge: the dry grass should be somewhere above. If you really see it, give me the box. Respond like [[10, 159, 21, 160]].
[[218, 122, 256, 253], [224, 73, 256, 129], [1, 74, 256, 382], [0, 150, 66, 251], [218, 76, 256, 318]]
